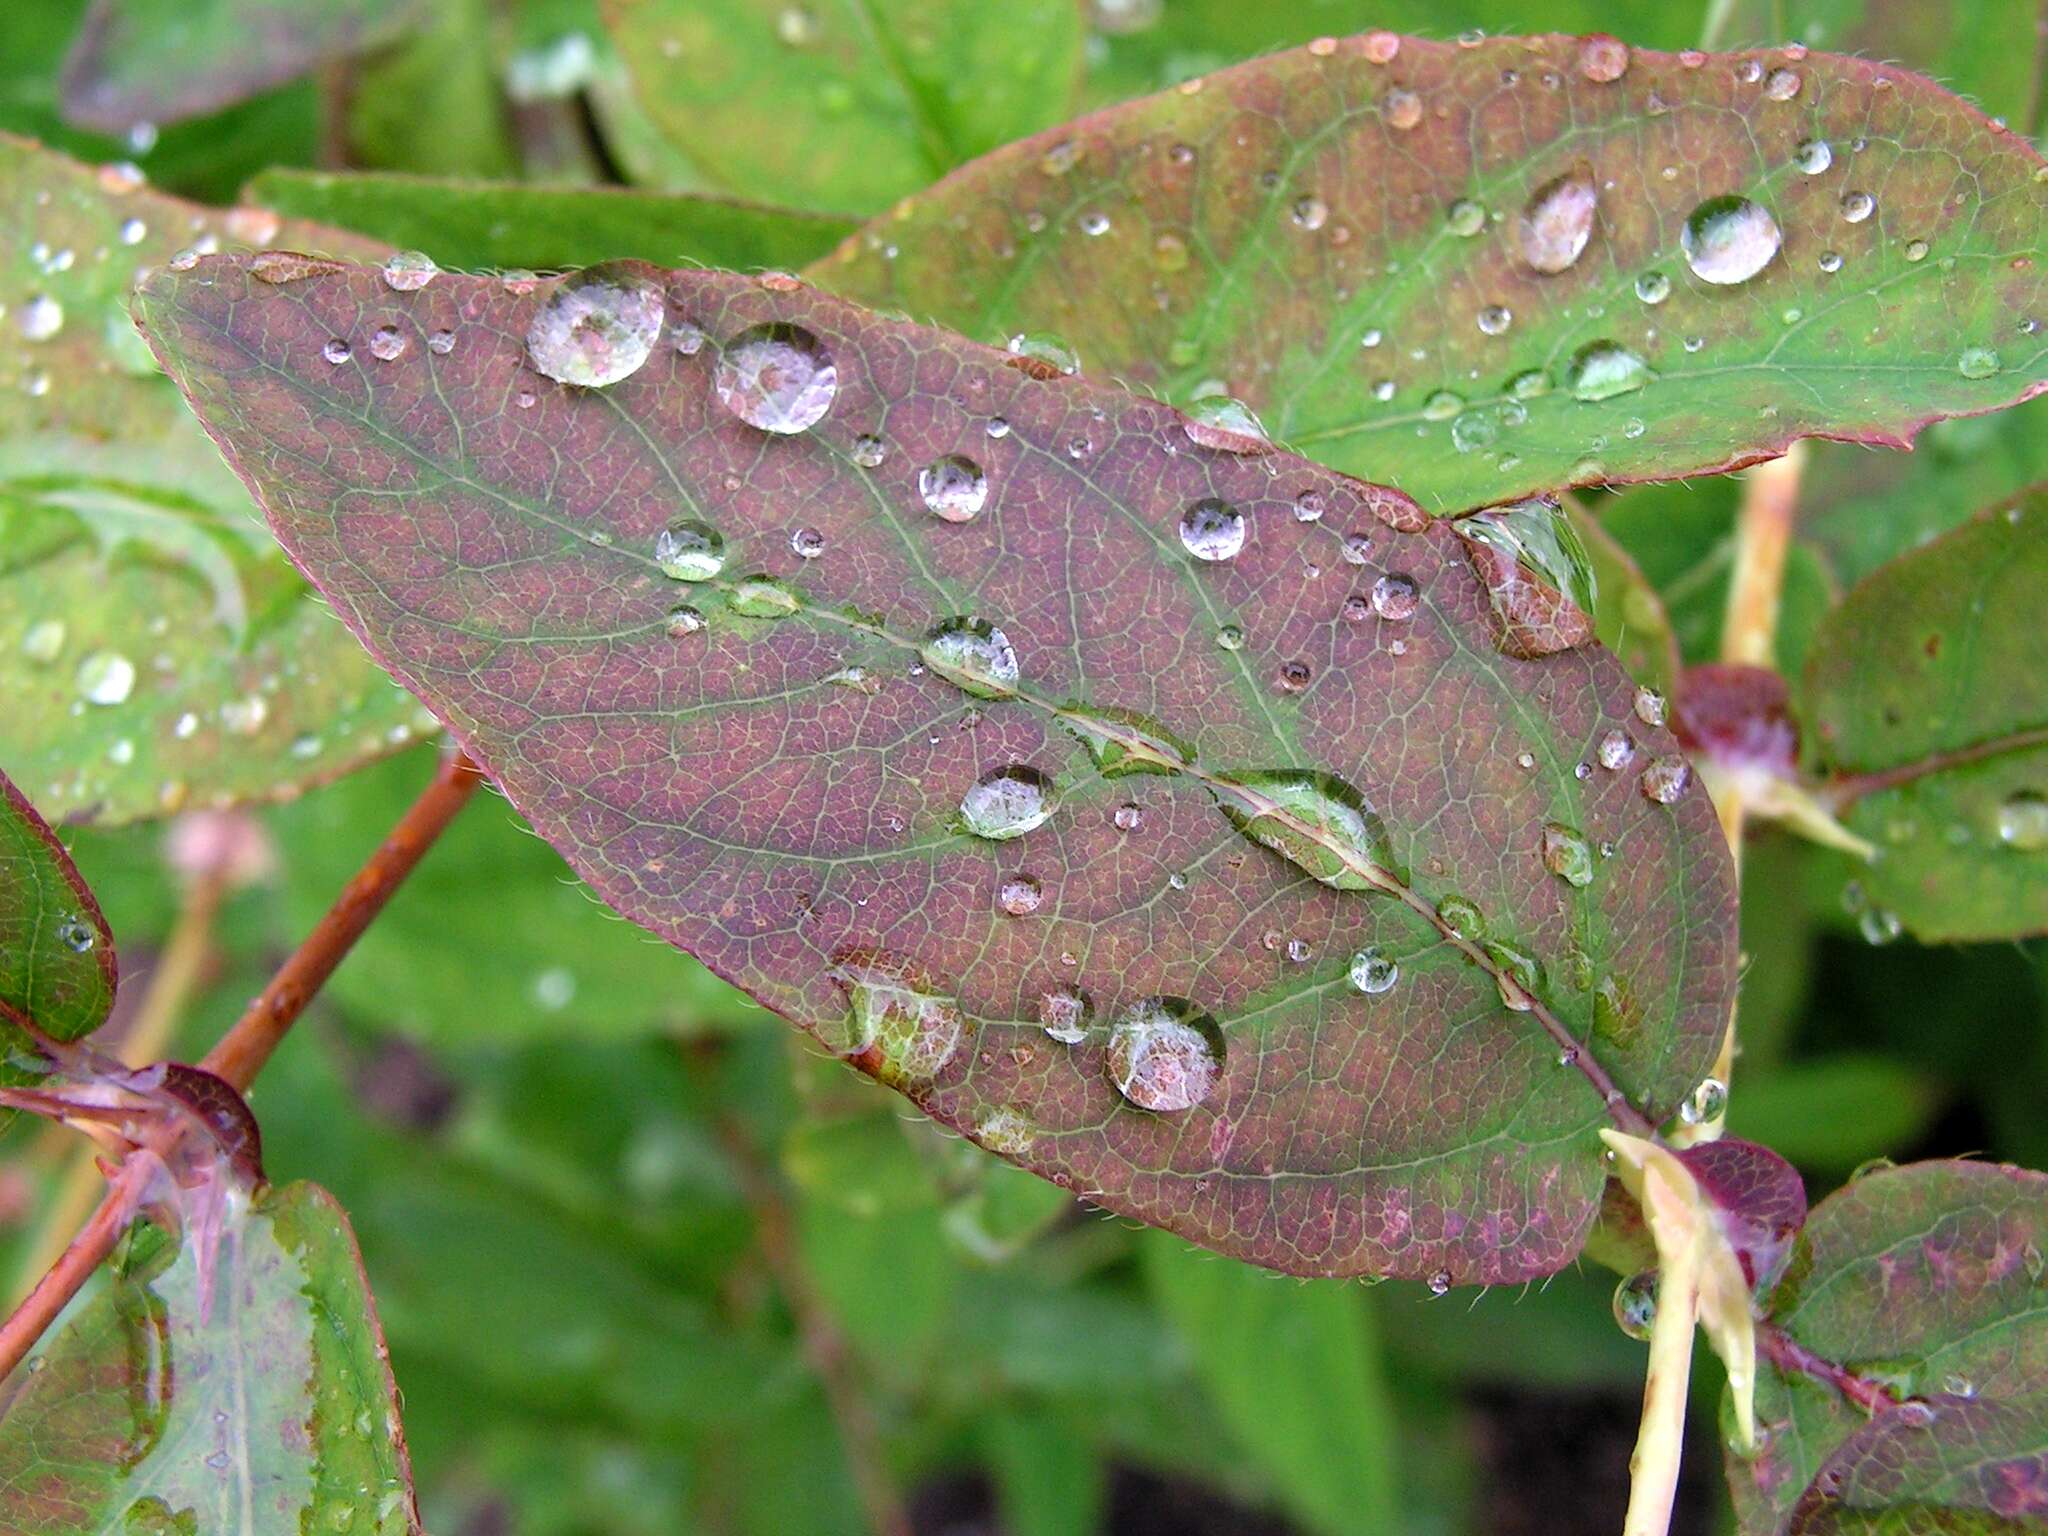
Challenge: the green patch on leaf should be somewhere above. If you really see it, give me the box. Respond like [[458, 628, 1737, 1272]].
[[0, 767, 115, 1099]]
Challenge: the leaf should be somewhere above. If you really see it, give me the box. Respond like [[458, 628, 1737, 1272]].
[[984, 1409, 1105, 1536], [247, 169, 858, 274], [598, 0, 1084, 215], [344, 0, 516, 180], [1573, 496, 1680, 694], [1730, 1159, 2048, 1535], [0, 766, 114, 1067], [1728, 1054, 1945, 1175], [0, 134, 427, 824], [58, 0, 428, 132], [809, 34, 2048, 516], [137, 253, 1737, 1282], [1142, 1233, 1398, 1535], [0, 1180, 422, 1535], [268, 747, 759, 1044], [1802, 487, 2048, 940]]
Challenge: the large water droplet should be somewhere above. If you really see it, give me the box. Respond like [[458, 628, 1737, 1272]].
[[998, 873, 1043, 915], [1681, 196, 1781, 285], [1958, 346, 2001, 379], [1182, 395, 1271, 452], [1179, 497, 1247, 562], [1370, 573, 1419, 620], [380, 250, 439, 291], [1038, 986, 1092, 1043], [1840, 190, 1875, 224], [922, 618, 1020, 698], [77, 650, 135, 705], [1794, 138, 1832, 175], [1213, 770, 1395, 892], [728, 574, 801, 618], [1462, 496, 1597, 618], [1348, 947, 1399, 994], [920, 455, 989, 521], [1061, 704, 1193, 777], [654, 520, 725, 580], [1564, 341, 1652, 401], [1679, 1076, 1728, 1125], [827, 951, 962, 1083], [960, 765, 1055, 840], [1639, 755, 1690, 804], [715, 322, 837, 432], [1995, 790, 2048, 850], [1107, 998, 1224, 1112], [1542, 823, 1595, 887], [1517, 166, 1597, 274], [525, 263, 664, 387], [1005, 331, 1080, 377]]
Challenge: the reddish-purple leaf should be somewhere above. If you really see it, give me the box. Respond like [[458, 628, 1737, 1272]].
[[136, 255, 1737, 1282], [811, 34, 2048, 516], [1679, 1135, 1807, 1289], [1787, 1394, 2048, 1532], [1675, 664, 1799, 778]]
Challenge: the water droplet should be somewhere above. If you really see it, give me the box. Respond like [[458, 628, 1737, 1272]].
[[1039, 986, 1092, 1043], [1477, 304, 1513, 336], [1039, 139, 1081, 176], [1763, 68, 1801, 100], [791, 526, 825, 559], [321, 337, 351, 365], [1384, 90, 1423, 130], [56, 915, 96, 953], [917, 454, 989, 522], [118, 217, 147, 245], [21, 618, 65, 663], [1578, 34, 1628, 82], [1613, 1270, 1658, 1340], [1818, 250, 1843, 273], [671, 321, 706, 356], [1679, 1076, 1727, 1124], [1182, 396, 1270, 452], [1107, 999, 1224, 1112], [960, 766, 1055, 840], [1794, 138, 1833, 175], [1904, 238, 1930, 263], [1078, 210, 1112, 237], [1370, 573, 1419, 620], [1633, 686, 1666, 726], [1564, 341, 1652, 401], [1995, 791, 2048, 850], [1681, 196, 1781, 285], [1840, 190, 1875, 223], [77, 650, 135, 705], [1858, 906, 1903, 945], [1348, 947, 1399, 995], [1422, 389, 1463, 421], [380, 250, 439, 291], [1179, 497, 1247, 562], [368, 325, 407, 362], [427, 328, 456, 354], [1634, 270, 1671, 304], [998, 873, 1043, 915], [985, 416, 1010, 440], [526, 263, 664, 387], [847, 433, 887, 468], [1639, 755, 1690, 804], [1215, 770, 1393, 892], [1364, 30, 1400, 63], [728, 574, 800, 618], [715, 321, 837, 432], [1542, 823, 1595, 887], [17, 294, 63, 342], [1596, 729, 1634, 770], [1958, 346, 2000, 379], [1427, 1270, 1452, 1298], [1293, 490, 1326, 522], [1291, 194, 1328, 231], [654, 520, 725, 581], [1446, 199, 1487, 237], [922, 618, 1019, 698], [827, 952, 962, 1081], [1005, 332, 1080, 376], [1518, 166, 1597, 274]]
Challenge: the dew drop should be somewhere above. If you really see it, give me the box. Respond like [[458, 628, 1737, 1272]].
[[790, 526, 825, 559], [1293, 489, 1326, 522], [56, 915, 96, 953], [1182, 395, 1271, 452], [1216, 623, 1245, 651], [1596, 729, 1634, 770], [1542, 823, 1595, 887], [427, 328, 456, 354], [1384, 90, 1423, 130], [727, 574, 801, 618], [1904, 238, 1930, 263], [1039, 987, 1092, 1043], [1578, 34, 1628, 82], [1476, 304, 1513, 336], [671, 321, 706, 356], [922, 618, 1019, 698], [1840, 190, 1875, 223], [715, 321, 837, 432], [1371, 573, 1419, 620], [1445, 199, 1487, 237], [380, 250, 439, 291], [1422, 389, 1464, 421], [1005, 332, 1080, 376], [1517, 166, 1597, 274], [1858, 906, 1902, 945], [1818, 250, 1843, 273], [1291, 194, 1328, 231], [1348, 947, 1399, 994], [850, 433, 887, 468], [1107, 999, 1224, 1112], [665, 604, 705, 637], [1763, 68, 1801, 100], [1613, 1270, 1658, 1340], [998, 873, 1043, 916], [1633, 686, 1666, 726], [525, 263, 664, 387], [1428, 1270, 1452, 1298], [77, 650, 135, 705], [1215, 770, 1392, 892], [1634, 270, 1670, 305], [1179, 497, 1247, 562], [919, 455, 989, 522], [17, 294, 64, 341], [1639, 755, 1690, 804], [321, 337, 351, 365], [21, 618, 65, 663], [1958, 346, 2001, 379], [1794, 138, 1833, 175], [368, 325, 407, 362], [1113, 801, 1144, 832], [1564, 341, 1652, 401], [654, 520, 725, 580], [1679, 1076, 1727, 1125], [827, 952, 962, 1081], [960, 765, 1055, 840], [1681, 196, 1781, 285], [1995, 790, 2048, 850]]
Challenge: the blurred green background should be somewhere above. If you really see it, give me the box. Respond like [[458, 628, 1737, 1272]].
[[3, 0, 2046, 1532]]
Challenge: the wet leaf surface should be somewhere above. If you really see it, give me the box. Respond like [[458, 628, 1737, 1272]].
[[0, 134, 428, 824], [59, 0, 426, 131], [0, 767, 114, 1078], [811, 34, 2048, 515], [1732, 1159, 2048, 1535], [598, 0, 1084, 216], [138, 254, 1736, 1281], [0, 1180, 422, 1535], [246, 170, 858, 275], [1802, 488, 2048, 940]]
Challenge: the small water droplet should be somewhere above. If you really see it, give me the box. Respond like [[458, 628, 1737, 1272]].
[[1348, 946, 1399, 994], [1477, 304, 1513, 336], [1633, 687, 1666, 726], [77, 650, 135, 705], [1682, 196, 1781, 285], [1639, 755, 1690, 804], [321, 338, 351, 365], [1634, 270, 1671, 305], [17, 294, 64, 341], [1596, 729, 1634, 770], [1005, 332, 1080, 376], [1216, 623, 1245, 651], [1578, 34, 1628, 82], [1422, 389, 1464, 421], [671, 321, 706, 356], [1904, 238, 1930, 262], [1542, 823, 1594, 887], [1995, 790, 2048, 849], [1679, 1076, 1727, 1125], [1384, 89, 1422, 130], [715, 321, 837, 431], [427, 328, 456, 354], [368, 325, 407, 362], [654, 520, 725, 581], [919, 455, 989, 522], [1794, 138, 1833, 175], [1427, 1270, 1452, 1298], [21, 618, 65, 663], [1179, 497, 1247, 561], [728, 574, 801, 619], [1039, 986, 1092, 1043], [790, 526, 826, 559], [1858, 906, 1903, 945], [1518, 166, 1597, 274], [1840, 190, 1875, 223], [1182, 395, 1271, 452], [1370, 573, 1419, 620], [922, 618, 1019, 698], [1958, 346, 2000, 379], [1818, 250, 1843, 273], [1107, 998, 1224, 1112], [1293, 490, 1326, 522], [1613, 1270, 1658, 1340], [1445, 199, 1487, 237], [380, 250, 439, 291], [1291, 194, 1328, 231], [526, 263, 665, 387], [1565, 341, 1652, 401], [1763, 68, 1801, 100], [961, 765, 1055, 840], [998, 873, 1044, 915]]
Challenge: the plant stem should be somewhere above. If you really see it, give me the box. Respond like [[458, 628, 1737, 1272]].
[[1622, 1240, 1702, 1536], [1756, 1320, 1898, 1415], [0, 748, 482, 1382], [7, 866, 226, 1308], [715, 1110, 914, 1536]]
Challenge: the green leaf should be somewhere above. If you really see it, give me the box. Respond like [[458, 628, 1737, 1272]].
[[0, 767, 114, 1069], [345, 0, 517, 179], [0, 134, 427, 824], [248, 169, 857, 274], [1573, 496, 1679, 694], [1802, 487, 2048, 940], [1727, 1053, 1944, 1174], [985, 1409, 1105, 1536], [598, 0, 1084, 215], [138, 253, 1738, 1283], [270, 747, 758, 1043], [0, 1181, 422, 1534], [810, 35, 2048, 515], [1143, 1232, 1398, 1535], [58, 0, 427, 131], [1731, 1159, 2048, 1534]]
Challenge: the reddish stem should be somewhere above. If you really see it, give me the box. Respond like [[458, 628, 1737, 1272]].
[[0, 749, 483, 1382], [1757, 1320, 1899, 1416]]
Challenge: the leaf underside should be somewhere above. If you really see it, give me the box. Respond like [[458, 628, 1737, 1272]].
[[1734, 1160, 2048, 1534], [139, 254, 1736, 1282], [810, 33, 2048, 515], [0, 133, 428, 825]]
